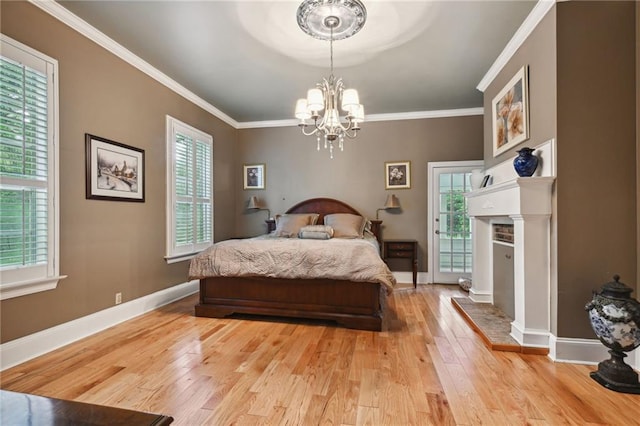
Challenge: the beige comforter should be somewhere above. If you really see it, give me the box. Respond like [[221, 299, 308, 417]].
[[188, 236, 396, 293]]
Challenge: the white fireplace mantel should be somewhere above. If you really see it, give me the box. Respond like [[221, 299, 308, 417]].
[[466, 175, 555, 348], [466, 177, 555, 217]]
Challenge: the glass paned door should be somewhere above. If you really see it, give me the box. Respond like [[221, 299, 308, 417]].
[[430, 162, 481, 284]]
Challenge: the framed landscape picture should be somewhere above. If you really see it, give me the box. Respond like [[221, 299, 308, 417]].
[[492, 65, 529, 157], [385, 161, 411, 189], [243, 164, 265, 189], [85, 134, 145, 202]]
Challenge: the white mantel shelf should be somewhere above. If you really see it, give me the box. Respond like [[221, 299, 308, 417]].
[[466, 177, 555, 217], [466, 175, 556, 349]]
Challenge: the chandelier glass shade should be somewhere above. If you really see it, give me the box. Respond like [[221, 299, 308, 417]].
[[294, 0, 366, 158]]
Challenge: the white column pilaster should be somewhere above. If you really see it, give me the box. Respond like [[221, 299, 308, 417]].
[[510, 214, 551, 347], [469, 217, 493, 303]]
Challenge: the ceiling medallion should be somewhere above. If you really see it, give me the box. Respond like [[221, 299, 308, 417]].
[[297, 0, 367, 41], [294, 0, 367, 159]]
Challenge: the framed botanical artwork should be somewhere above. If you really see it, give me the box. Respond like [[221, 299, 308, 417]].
[[492, 65, 529, 157], [85, 134, 145, 202], [385, 161, 411, 189], [243, 164, 265, 189]]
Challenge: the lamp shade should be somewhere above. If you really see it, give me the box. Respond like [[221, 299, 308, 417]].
[[247, 196, 259, 209], [295, 99, 311, 120], [384, 194, 400, 209], [341, 88, 359, 111], [307, 88, 324, 111], [351, 104, 365, 123]]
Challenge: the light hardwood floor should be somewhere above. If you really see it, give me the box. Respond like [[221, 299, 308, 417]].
[[1, 284, 639, 425]]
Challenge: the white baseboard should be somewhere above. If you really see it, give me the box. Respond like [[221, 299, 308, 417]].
[[0, 280, 199, 371], [391, 271, 430, 286], [549, 335, 639, 370], [510, 323, 550, 348], [468, 288, 492, 303]]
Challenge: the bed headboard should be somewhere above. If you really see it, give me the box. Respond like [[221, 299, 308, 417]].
[[285, 198, 360, 225], [266, 198, 382, 241]]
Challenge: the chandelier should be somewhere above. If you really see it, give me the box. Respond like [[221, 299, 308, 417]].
[[294, 0, 367, 159]]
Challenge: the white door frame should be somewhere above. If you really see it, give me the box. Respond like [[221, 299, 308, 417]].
[[427, 160, 483, 284]]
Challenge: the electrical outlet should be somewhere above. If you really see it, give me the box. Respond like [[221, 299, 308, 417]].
[[115, 292, 122, 305]]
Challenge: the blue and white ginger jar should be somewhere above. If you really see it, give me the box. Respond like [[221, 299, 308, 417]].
[[585, 275, 640, 352]]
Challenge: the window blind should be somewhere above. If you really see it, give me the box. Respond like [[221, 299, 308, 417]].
[[195, 140, 211, 244], [0, 55, 49, 268], [166, 117, 213, 259], [175, 132, 193, 248]]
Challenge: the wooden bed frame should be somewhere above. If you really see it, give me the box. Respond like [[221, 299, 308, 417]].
[[195, 198, 386, 331]]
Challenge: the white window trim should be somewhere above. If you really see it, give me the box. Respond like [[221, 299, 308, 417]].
[[165, 115, 213, 263], [0, 34, 66, 300]]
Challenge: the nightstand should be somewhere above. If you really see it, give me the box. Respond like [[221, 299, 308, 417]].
[[266, 219, 276, 233], [383, 239, 418, 288]]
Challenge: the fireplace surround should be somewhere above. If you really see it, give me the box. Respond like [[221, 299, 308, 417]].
[[465, 139, 556, 348]]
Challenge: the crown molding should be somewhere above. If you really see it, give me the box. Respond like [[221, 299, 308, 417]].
[[29, 0, 239, 129], [366, 107, 484, 122], [236, 107, 484, 129], [476, 0, 555, 92], [236, 119, 301, 129]]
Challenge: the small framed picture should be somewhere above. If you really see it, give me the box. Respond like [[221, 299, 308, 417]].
[[85, 134, 145, 202], [385, 161, 411, 189], [243, 164, 265, 189]]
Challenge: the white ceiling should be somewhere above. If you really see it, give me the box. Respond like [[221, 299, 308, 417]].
[[57, 1, 538, 124]]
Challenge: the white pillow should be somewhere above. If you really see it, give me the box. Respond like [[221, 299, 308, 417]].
[[298, 225, 334, 240]]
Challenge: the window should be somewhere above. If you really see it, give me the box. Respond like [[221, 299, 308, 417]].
[[0, 35, 64, 300], [165, 116, 213, 263]]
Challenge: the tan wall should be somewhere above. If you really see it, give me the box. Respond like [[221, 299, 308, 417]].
[[483, 2, 637, 340], [483, 8, 557, 169], [637, 0, 640, 291], [482, 8, 560, 333], [237, 116, 484, 273], [5, 1, 633, 346], [0, 2, 238, 343], [555, 1, 637, 338]]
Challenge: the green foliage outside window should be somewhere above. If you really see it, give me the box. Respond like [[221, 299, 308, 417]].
[[443, 190, 468, 238]]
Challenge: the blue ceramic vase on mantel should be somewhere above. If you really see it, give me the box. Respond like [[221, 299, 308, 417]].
[[513, 147, 539, 177]]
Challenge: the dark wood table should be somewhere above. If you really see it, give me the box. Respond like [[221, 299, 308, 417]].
[[383, 239, 418, 288], [0, 390, 173, 425]]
